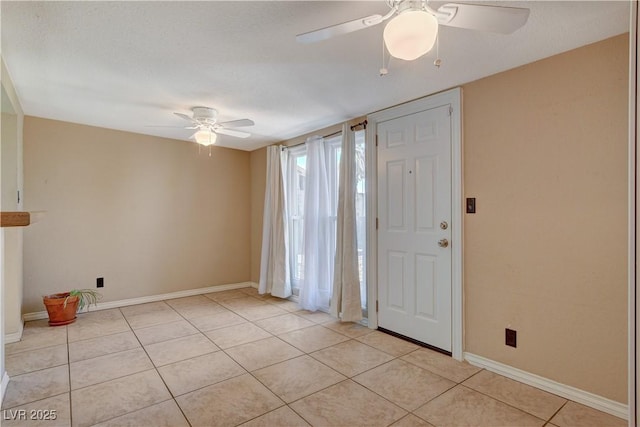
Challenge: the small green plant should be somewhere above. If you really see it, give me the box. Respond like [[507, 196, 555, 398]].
[[64, 289, 102, 312]]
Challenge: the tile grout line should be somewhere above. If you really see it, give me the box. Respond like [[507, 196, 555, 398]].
[[4, 359, 69, 379], [176, 293, 374, 425], [162, 293, 318, 424], [218, 285, 313, 426], [117, 306, 194, 427], [249, 327, 415, 425], [179, 294, 293, 425], [547, 400, 570, 424], [453, 383, 549, 423], [66, 306, 186, 425], [1, 391, 70, 413], [457, 369, 571, 422], [285, 402, 316, 427], [5, 340, 68, 358], [303, 339, 394, 380]]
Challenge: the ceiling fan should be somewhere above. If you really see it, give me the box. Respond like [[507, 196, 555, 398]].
[[296, 0, 530, 61], [171, 107, 254, 146]]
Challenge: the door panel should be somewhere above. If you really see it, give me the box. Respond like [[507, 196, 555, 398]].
[[415, 253, 437, 320], [387, 251, 407, 311], [415, 155, 436, 231], [386, 160, 407, 230], [377, 104, 452, 352]]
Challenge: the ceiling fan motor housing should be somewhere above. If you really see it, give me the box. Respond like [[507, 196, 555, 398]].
[[192, 107, 218, 124]]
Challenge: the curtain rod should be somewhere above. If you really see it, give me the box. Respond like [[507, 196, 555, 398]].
[[282, 129, 342, 150], [282, 120, 369, 150], [281, 120, 367, 150], [350, 120, 367, 131]]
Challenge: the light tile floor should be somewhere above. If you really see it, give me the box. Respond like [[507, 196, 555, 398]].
[[2, 287, 627, 427]]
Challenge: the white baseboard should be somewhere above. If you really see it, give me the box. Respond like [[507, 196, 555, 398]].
[[4, 320, 24, 343], [1, 371, 10, 407], [464, 352, 628, 420], [23, 281, 254, 322]]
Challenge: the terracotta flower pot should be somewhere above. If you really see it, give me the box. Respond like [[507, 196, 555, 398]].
[[43, 292, 79, 326]]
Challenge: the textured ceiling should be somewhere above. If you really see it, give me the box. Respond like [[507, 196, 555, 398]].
[[1, 1, 630, 151]]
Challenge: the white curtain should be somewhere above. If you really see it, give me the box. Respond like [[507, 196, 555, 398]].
[[299, 136, 332, 311], [331, 124, 362, 321], [259, 146, 291, 298]]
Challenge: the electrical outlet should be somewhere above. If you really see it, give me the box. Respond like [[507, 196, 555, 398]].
[[97, 277, 104, 288], [505, 328, 517, 348]]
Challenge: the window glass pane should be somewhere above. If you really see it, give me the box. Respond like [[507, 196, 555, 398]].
[[355, 130, 367, 309], [288, 149, 306, 290]]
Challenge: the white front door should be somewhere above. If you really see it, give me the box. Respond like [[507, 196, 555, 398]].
[[377, 104, 452, 352]]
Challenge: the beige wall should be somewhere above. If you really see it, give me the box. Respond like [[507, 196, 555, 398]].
[[463, 34, 629, 403], [23, 117, 251, 313]]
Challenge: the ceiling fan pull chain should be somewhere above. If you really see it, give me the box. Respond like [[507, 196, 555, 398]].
[[434, 32, 442, 69], [380, 37, 389, 76]]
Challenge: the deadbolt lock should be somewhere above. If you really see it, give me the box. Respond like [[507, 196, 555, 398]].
[[440, 221, 448, 230]]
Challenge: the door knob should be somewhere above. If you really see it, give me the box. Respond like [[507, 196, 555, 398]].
[[438, 238, 449, 248]]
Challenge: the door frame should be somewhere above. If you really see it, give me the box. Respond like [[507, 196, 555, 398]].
[[366, 87, 463, 360], [630, 2, 637, 424]]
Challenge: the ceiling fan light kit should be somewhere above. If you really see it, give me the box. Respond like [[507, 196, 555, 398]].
[[297, 0, 530, 62], [194, 129, 217, 146], [383, 10, 438, 61]]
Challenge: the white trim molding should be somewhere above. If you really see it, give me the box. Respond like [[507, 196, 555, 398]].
[[4, 320, 23, 344], [1, 372, 10, 407], [366, 87, 464, 360], [629, 2, 638, 425], [464, 352, 629, 420], [23, 281, 255, 322]]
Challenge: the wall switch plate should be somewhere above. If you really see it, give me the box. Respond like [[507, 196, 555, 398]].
[[97, 277, 104, 288], [466, 198, 476, 214], [505, 328, 517, 348]]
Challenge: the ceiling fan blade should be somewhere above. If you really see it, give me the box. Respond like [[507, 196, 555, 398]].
[[437, 3, 529, 34], [145, 125, 187, 128], [296, 14, 384, 43], [145, 125, 199, 129], [174, 112, 196, 123], [217, 118, 254, 128], [215, 128, 251, 139]]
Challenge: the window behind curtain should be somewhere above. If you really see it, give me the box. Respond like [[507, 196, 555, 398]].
[[354, 130, 367, 311], [285, 131, 367, 313], [286, 146, 307, 293]]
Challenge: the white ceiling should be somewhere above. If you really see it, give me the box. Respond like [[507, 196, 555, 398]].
[[1, 1, 630, 151]]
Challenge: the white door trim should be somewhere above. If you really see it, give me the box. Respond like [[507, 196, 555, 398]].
[[366, 88, 463, 360]]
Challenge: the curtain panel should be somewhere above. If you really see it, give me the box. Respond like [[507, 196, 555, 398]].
[[299, 136, 332, 311], [331, 123, 362, 321], [258, 146, 291, 298]]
